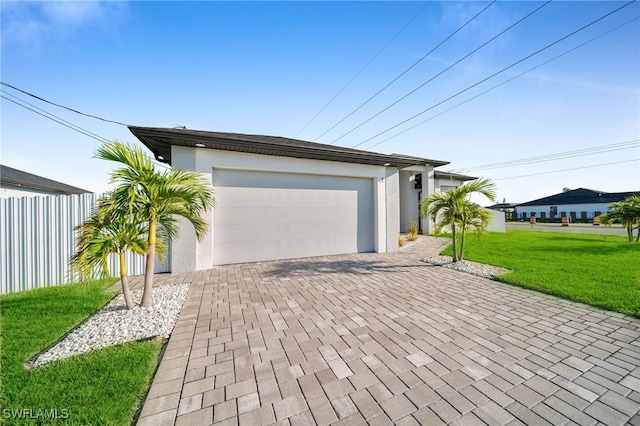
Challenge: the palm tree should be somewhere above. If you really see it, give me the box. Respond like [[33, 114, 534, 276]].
[[457, 201, 493, 261], [70, 195, 165, 309], [95, 141, 215, 307], [600, 195, 640, 242], [419, 178, 496, 262]]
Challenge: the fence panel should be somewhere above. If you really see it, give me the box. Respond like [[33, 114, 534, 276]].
[[0, 193, 157, 294]]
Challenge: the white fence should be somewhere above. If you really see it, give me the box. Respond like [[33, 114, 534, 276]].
[[486, 209, 506, 232], [1, 193, 163, 294]]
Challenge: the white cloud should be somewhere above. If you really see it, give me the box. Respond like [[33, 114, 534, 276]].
[[1, 1, 127, 47]]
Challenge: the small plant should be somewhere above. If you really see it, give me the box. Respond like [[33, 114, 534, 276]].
[[398, 235, 405, 247], [406, 221, 419, 241]]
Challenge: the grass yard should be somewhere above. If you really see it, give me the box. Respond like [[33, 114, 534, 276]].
[[443, 230, 640, 317], [0, 280, 163, 425]]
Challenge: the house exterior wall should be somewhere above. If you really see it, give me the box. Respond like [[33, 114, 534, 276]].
[[434, 178, 466, 194], [399, 170, 419, 234], [517, 203, 612, 221], [422, 168, 436, 234], [0, 184, 61, 198], [385, 168, 400, 252], [171, 146, 399, 272], [398, 166, 443, 235]]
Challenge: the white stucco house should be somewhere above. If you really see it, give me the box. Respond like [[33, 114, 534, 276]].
[[516, 188, 639, 222], [0, 165, 90, 198], [129, 126, 477, 272]]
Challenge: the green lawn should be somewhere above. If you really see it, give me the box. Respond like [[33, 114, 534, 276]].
[[443, 231, 640, 317], [0, 280, 163, 425]]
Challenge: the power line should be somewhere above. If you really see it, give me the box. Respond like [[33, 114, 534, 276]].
[[2, 92, 170, 169], [459, 140, 640, 171], [353, 0, 637, 149], [335, 0, 552, 146], [312, 0, 497, 142], [1, 89, 111, 144], [293, 2, 431, 138], [0, 81, 129, 126], [494, 158, 639, 180], [1, 95, 111, 145], [363, 16, 640, 150]]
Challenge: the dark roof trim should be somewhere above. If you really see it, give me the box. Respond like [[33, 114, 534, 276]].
[[518, 188, 639, 207], [434, 171, 477, 182], [1, 165, 90, 195], [128, 126, 450, 169], [486, 203, 519, 209]]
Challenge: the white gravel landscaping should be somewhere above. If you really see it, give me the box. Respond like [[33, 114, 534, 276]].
[[30, 283, 190, 368], [422, 256, 511, 278]]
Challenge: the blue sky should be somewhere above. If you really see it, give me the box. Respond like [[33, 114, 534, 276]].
[[2, 1, 638, 205]]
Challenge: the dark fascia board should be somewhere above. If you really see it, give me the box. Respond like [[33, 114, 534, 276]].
[[486, 203, 519, 209], [517, 188, 639, 207], [434, 171, 477, 182], [128, 126, 450, 169], [0, 165, 90, 195]]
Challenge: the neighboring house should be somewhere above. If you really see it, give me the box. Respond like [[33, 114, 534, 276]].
[[0, 165, 90, 198], [486, 202, 519, 220], [129, 126, 477, 271], [516, 188, 639, 222]]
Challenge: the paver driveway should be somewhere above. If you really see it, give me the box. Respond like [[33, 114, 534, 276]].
[[136, 239, 640, 425]]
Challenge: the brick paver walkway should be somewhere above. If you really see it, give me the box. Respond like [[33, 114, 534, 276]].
[[136, 238, 640, 425]]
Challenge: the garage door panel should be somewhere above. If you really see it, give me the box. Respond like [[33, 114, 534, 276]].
[[214, 206, 358, 225], [215, 237, 361, 264], [214, 221, 359, 243], [212, 169, 374, 265], [216, 187, 357, 208]]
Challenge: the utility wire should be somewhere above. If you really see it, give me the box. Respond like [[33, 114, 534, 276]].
[[363, 16, 640, 150], [494, 158, 639, 180], [313, 0, 497, 142], [353, 0, 637, 149], [293, 1, 431, 138], [334, 0, 551, 146], [458, 140, 640, 171], [1, 89, 111, 144], [2, 92, 170, 169], [0, 81, 129, 126], [1, 95, 111, 145]]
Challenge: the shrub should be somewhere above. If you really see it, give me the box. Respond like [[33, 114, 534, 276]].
[[398, 235, 405, 247], [406, 221, 419, 241]]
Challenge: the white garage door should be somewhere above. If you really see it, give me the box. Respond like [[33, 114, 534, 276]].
[[212, 169, 375, 265]]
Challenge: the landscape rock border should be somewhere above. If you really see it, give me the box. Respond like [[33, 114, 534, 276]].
[[29, 283, 191, 368], [422, 256, 511, 279]]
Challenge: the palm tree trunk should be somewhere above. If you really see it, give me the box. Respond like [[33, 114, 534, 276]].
[[635, 226, 640, 243], [451, 221, 458, 262], [140, 219, 157, 307], [458, 226, 466, 261], [119, 251, 135, 309], [627, 226, 633, 242]]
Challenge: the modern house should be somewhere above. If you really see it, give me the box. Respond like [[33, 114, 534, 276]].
[[516, 188, 639, 222], [0, 165, 90, 198], [129, 126, 478, 271]]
